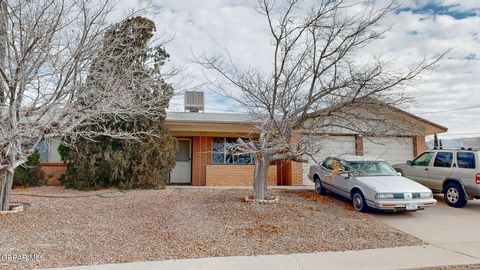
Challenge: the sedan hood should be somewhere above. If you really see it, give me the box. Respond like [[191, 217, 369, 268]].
[[355, 176, 431, 193]]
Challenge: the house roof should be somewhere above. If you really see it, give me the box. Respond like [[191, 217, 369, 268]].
[[165, 112, 260, 136], [166, 106, 448, 136], [166, 112, 260, 124], [387, 105, 448, 135]]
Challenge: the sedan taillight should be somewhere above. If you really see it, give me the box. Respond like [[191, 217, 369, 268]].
[[476, 174, 480, 184]]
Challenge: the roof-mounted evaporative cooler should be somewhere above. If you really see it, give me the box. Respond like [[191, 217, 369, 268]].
[[184, 91, 204, 113]]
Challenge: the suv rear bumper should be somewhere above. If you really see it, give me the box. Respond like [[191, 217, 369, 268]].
[[465, 185, 480, 199]]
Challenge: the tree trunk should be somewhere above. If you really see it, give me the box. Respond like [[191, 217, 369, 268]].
[[253, 153, 270, 200], [0, 169, 14, 211], [0, 0, 6, 105], [0, 143, 16, 211]]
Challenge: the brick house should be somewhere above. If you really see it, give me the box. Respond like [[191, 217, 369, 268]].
[[39, 107, 447, 186]]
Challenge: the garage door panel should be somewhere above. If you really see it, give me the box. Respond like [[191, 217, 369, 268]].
[[363, 137, 413, 165], [302, 136, 356, 185]]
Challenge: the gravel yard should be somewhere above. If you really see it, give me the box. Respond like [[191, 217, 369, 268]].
[[418, 265, 480, 270], [1, 187, 421, 269]]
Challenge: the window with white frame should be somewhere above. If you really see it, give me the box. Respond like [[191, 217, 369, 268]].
[[211, 137, 254, 164], [36, 139, 62, 163]]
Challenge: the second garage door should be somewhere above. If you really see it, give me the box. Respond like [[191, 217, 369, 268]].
[[363, 137, 414, 166], [302, 136, 356, 185]]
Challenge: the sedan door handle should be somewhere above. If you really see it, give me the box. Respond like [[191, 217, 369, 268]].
[[424, 168, 429, 171]]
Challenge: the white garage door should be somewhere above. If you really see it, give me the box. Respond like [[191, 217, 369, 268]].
[[363, 137, 413, 166], [302, 136, 356, 185]]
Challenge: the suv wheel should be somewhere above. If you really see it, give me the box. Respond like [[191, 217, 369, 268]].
[[352, 190, 369, 213], [444, 182, 468, 208], [314, 176, 326, 195]]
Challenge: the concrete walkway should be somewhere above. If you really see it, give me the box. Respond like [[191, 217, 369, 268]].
[[45, 244, 480, 270]]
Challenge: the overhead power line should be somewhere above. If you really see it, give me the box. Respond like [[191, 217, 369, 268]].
[[417, 105, 480, 115], [433, 132, 480, 137]]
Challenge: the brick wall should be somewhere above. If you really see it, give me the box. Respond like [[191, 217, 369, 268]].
[[355, 134, 364, 156], [41, 135, 302, 187], [275, 160, 303, 186], [191, 136, 212, 186], [40, 163, 66, 186], [290, 161, 303, 185], [276, 160, 290, 185], [206, 164, 277, 186], [413, 135, 426, 157], [188, 135, 300, 186]]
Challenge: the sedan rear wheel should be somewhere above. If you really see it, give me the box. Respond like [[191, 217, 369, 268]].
[[314, 176, 326, 195]]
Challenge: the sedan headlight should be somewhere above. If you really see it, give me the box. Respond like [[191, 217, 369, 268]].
[[420, 192, 433, 199], [376, 193, 395, 199]]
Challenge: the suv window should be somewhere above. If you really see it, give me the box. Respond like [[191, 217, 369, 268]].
[[433, 152, 453, 168], [457, 152, 476, 169], [412, 152, 434, 166]]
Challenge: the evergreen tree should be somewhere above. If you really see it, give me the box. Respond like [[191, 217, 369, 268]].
[[433, 134, 439, 149], [13, 150, 45, 187], [60, 17, 177, 190]]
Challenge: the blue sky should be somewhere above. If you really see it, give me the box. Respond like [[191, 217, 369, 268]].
[[397, 2, 478, 19], [117, 0, 480, 140]]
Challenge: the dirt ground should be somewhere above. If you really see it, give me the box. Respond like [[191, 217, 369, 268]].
[[0, 187, 422, 269], [418, 265, 480, 270]]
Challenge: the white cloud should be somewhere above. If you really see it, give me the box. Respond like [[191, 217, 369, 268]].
[[116, 0, 480, 139]]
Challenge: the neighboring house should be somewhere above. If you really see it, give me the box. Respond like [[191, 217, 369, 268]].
[[39, 103, 448, 186]]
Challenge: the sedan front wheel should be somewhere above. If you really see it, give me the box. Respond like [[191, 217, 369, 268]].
[[352, 191, 369, 213]]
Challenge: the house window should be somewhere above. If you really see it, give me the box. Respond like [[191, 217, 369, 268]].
[[38, 140, 49, 162], [212, 137, 254, 164], [36, 138, 63, 163]]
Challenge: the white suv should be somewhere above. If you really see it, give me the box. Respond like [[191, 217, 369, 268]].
[[393, 149, 480, 208]]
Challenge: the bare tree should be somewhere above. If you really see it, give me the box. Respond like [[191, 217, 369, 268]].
[[196, 0, 445, 200], [0, 0, 173, 210]]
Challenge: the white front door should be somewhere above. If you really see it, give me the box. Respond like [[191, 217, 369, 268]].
[[169, 138, 192, 184]]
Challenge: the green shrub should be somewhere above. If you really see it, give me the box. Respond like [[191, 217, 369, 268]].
[[59, 122, 177, 191], [58, 16, 177, 191], [14, 150, 45, 187]]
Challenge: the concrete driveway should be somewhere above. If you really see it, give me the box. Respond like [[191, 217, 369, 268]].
[[376, 194, 480, 259]]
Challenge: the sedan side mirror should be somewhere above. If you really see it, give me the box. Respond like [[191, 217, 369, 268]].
[[340, 172, 350, 179], [406, 160, 413, 166]]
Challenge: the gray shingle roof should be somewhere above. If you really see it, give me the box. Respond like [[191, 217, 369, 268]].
[[166, 112, 261, 124]]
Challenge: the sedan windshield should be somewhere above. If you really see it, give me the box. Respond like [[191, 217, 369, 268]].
[[344, 161, 398, 177]]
